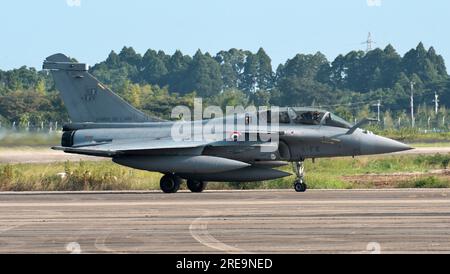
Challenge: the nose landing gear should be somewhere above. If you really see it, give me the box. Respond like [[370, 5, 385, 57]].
[[292, 160, 307, 192]]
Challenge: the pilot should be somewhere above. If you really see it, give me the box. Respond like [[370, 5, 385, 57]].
[[279, 112, 290, 123], [312, 111, 321, 124]]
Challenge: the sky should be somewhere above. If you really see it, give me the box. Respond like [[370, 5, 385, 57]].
[[1, 0, 449, 70]]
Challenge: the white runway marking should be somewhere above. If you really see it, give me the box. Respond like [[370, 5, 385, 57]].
[[94, 231, 125, 254], [189, 216, 250, 254]]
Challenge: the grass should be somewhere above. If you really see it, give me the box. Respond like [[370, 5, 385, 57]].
[[397, 176, 450, 188], [0, 161, 161, 191], [1, 154, 449, 191], [372, 128, 450, 143]]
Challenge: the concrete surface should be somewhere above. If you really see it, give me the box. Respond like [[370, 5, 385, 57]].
[[0, 189, 449, 254]]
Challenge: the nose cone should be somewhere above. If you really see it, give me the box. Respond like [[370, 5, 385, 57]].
[[360, 134, 413, 155]]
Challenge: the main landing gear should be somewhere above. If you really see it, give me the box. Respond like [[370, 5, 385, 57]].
[[292, 160, 307, 192], [159, 174, 207, 193], [160, 174, 182, 193], [187, 179, 207, 193]]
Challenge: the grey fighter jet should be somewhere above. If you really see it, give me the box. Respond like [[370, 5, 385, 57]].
[[43, 54, 412, 193]]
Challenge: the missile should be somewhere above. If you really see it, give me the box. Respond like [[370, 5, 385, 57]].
[[113, 155, 250, 174]]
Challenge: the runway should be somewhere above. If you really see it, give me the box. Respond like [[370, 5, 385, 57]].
[[1, 189, 450, 254]]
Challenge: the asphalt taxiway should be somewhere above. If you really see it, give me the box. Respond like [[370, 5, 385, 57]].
[[1, 189, 449, 253]]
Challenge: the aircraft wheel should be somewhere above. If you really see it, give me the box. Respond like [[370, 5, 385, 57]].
[[294, 179, 307, 192], [187, 179, 207, 193], [160, 174, 181, 193]]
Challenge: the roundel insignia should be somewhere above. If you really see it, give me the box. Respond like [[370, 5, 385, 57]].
[[230, 131, 241, 142]]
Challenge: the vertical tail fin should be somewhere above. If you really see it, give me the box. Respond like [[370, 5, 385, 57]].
[[43, 53, 163, 123]]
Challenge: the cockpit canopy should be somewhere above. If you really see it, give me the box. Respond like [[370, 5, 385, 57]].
[[261, 107, 352, 129]]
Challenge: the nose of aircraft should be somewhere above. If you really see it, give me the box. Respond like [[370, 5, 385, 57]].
[[360, 134, 413, 155]]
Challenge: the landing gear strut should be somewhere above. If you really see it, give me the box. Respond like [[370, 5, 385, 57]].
[[292, 160, 307, 192], [160, 174, 182, 193], [187, 179, 207, 193]]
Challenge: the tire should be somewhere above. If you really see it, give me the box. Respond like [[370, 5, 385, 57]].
[[294, 179, 307, 192], [160, 174, 181, 193], [187, 179, 207, 193]]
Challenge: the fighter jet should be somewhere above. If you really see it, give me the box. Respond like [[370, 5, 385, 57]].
[[43, 54, 412, 193]]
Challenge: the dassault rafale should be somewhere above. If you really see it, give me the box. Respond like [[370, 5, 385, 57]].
[[43, 54, 412, 193]]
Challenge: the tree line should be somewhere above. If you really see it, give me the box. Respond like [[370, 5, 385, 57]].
[[0, 43, 449, 130]]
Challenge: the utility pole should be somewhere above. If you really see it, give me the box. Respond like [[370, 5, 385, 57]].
[[373, 99, 381, 122], [410, 81, 415, 128], [433, 91, 439, 115]]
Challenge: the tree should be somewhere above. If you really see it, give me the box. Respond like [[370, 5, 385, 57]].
[[35, 79, 46, 95], [164, 50, 192, 92], [140, 49, 168, 85], [402, 42, 448, 83], [277, 52, 328, 81], [356, 105, 371, 122], [118, 46, 142, 67], [277, 77, 336, 107], [215, 48, 250, 89], [184, 50, 223, 97], [122, 81, 142, 108], [91, 62, 138, 90], [275, 52, 335, 107], [383, 110, 394, 129], [427, 47, 447, 76], [211, 89, 249, 109], [328, 54, 346, 88], [250, 89, 271, 106], [334, 106, 353, 122], [105, 50, 120, 67], [242, 48, 274, 93], [340, 50, 365, 91], [381, 44, 402, 87]]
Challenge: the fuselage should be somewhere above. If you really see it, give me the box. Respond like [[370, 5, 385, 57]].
[[62, 109, 411, 162]]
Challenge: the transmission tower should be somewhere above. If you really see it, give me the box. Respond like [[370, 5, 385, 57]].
[[362, 32, 376, 52]]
